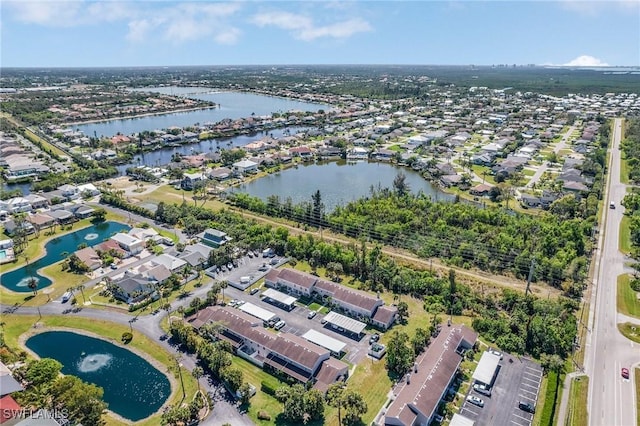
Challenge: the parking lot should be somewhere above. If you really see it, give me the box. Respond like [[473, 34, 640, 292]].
[[216, 258, 372, 365], [459, 354, 543, 426]]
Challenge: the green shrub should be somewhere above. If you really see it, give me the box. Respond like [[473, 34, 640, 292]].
[[261, 380, 277, 396], [630, 278, 640, 292], [540, 371, 560, 426], [121, 332, 133, 344]]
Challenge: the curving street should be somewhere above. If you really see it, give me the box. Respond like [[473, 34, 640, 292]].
[[586, 118, 639, 426]]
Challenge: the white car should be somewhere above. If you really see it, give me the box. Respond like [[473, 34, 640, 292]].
[[274, 320, 286, 330], [473, 383, 492, 397], [467, 395, 485, 408], [488, 348, 503, 360]]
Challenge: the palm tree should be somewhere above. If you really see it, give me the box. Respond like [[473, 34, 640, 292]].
[[220, 280, 228, 305], [27, 277, 38, 295], [192, 366, 204, 392]]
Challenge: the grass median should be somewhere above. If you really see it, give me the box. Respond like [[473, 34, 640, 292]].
[[566, 375, 589, 426], [617, 274, 640, 318]]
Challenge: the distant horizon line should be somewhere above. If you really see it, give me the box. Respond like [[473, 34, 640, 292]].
[[1, 63, 639, 70]]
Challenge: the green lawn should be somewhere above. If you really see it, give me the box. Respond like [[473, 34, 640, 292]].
[[618, 323, 640, 344], [621, 156, 630, 184], [566, 375, 589, 426], [523, 169, 536, 176], [617, 274, 640, 318], [230, 356, 286, 425], [2, 315, 198, 426], [635, 368, 640, 426], [620, 215, 631, 254]]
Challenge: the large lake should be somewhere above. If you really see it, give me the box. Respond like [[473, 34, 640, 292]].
[[73, 89, 330, 138], [230, 160, 453, 212], [26, 331, 171, 421], [0, 221, 129, 293]]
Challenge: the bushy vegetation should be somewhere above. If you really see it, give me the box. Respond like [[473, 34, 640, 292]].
[[622, 118, 640, 184]]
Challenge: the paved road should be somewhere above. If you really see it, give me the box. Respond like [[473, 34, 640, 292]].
[[525, 124, 575, 188], [585, 118, 638, 426]]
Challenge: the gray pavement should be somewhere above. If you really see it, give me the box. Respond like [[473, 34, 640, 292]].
[[585, 118, 638, 426]]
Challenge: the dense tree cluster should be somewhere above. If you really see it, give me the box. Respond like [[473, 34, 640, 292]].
[[275, 384, 325, 424], [622, 118, 640, 184], [472, 289, 578, 358], [13, 358, 107, 425]]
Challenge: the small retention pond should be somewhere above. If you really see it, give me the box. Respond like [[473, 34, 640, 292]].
[[26, 331, 171, 421], [0, 221, 129, 293]]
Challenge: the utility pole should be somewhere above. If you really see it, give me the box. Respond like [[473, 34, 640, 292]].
[[525, 259, 535, 297]]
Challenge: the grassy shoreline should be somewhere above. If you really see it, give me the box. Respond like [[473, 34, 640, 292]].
[[3, 315, 198, 426]]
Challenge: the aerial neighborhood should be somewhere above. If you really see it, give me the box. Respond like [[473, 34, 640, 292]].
[[0, 63, 638, 426]]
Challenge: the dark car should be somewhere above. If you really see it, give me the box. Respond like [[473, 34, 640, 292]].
[[518, 401, 535, 413], [622, 367, 630, 379]]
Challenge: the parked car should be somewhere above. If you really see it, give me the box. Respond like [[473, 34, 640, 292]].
[[274, 320, 286, 330], [250, 288, 260, 295], [622, 367, 630, 379], [473, 383, 492, 397], [610, 202, 616, 209], [308, 310, 317, 319], [369, 333, 380, 345], [518, 401, 535, 413], [467, 395, 484, 408], [270, 258, 279, 265], [227, 263, 233, 270], [248, 251, 254, 258], [61, 291, 73, 303], [488, 348, 503, 359]]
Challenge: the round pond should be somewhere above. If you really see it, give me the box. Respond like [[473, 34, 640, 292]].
[[26, 331, 171, 421]]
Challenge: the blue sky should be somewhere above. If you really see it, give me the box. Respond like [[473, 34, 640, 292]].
[[1, 1, 639, 67]]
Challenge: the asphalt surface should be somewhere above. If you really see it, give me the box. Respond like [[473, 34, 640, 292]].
[[585, 118, 639, 426], [460, 355, 542, 426]]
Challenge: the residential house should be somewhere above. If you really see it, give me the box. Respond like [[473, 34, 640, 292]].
[[150, 253, 187, 273], [94, 239, 127, 258], [58, 184, 80, 201], [179, 243, 213, 268], [110, 276, 157, 304], [68, 204, 95, 219], [384, 326, 477, 426], [110, 233, 144, 256], [3, 220, 35, 237], [181, 172, 206, 190], [74, 247, 102, 271], [27, 213, 56, 230], [0, 197, 32, 213], [198, 228, 230, 248], [470, 183, 493, 197], [129, 227, 159, 241], [265, 268, 317, 298], [24, 194, 49, 210], [77, 183, 101, 196], [289, 146, 314, 159], [46, 209, 76, 224], [209, 167, 232, 181], [233, 159, 259, 175]]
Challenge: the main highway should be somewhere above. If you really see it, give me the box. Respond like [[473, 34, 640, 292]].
[[586, 118, 639, 426]]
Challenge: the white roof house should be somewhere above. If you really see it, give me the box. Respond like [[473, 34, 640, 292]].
[[233, 159, 259, 173], [151, 253, 187, 272]]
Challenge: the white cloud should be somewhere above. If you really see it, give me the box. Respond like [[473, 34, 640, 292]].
[[215, 27, 241, 45], [251, 10, 372, 41], [5, 1, 242, 45], [563, 55, 609, 67], [5, 1, 84, 27], [560, 0, 640, 16]]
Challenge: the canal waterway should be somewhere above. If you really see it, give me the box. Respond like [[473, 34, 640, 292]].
[[116, 126, 310, 174], [73, 90, 330, 138], [229, 160, 454, 212], [26, 331, 171, 421], [0, 221, 129, 293]]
